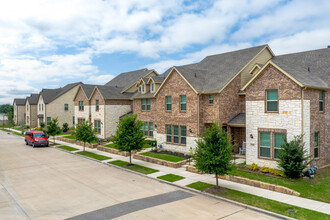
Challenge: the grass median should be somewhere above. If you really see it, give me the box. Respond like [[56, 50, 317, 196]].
[[140, 152, 186, 162], [58, 145, 79, 151], [108, 160, 158, 175], [186, 181, 329, 220], [157, 174, 185, 182], [76, 151, 111, 161]]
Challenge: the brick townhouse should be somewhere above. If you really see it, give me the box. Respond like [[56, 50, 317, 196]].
[[25, 93, 39, 128], [73, 84, 97, 125], [13, 98, 26, 126]]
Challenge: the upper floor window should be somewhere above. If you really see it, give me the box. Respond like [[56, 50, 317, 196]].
[[209, 95, 214, 104], [79, 101, 84, 111], [39, 104, 41, 111], [142, 84, 145, 93], [141, 99, 151, 111], [64, 104, 69, 111], [266, 90, 278, 112], [139, 86, 141, 92], [180, 95, 186, 111], [166, 96, 172, 111], [42, 104, 43, 111], [314, 132, 319, 158], [147, 99, 151, 110], [96, 100, 99, 111], [319, 91, 324, 111], [152, 83, 154, 92]]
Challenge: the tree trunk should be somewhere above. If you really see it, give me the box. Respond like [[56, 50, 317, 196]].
[[84, 142, 85, 152], [53, 136, 55, 144], [129, 151, 132, 164], [215, 173, 219, 187]]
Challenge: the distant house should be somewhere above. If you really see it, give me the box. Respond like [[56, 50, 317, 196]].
[[37, 82, 81, 127], [0, 113, 8, 125], [25, 94, 39, 128], [13, 98, 26, 126]]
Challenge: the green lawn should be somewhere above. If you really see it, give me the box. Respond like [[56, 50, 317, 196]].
[[104, 143, 151, 150], [108, 160, 159, 174], [228, 166, 330, 203], [62, 135, 98, 144], [140, 152, 186, 162], [187, 181, 329, 220], [76, 151, 111, 160], [157, 174, 185, 182], [58, 145, 79, 151], [49, 142, 61, 146]]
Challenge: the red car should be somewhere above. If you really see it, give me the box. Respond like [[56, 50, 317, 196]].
[[25, 131, 49, 147]]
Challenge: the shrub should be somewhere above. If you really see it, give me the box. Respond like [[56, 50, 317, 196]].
[[34, 126, 42, 131], [145, 140, 157, 147], [260, 166, 270, 173], [278, 134, 312, 178], [249, 163, 259, 171], [40, 122, 45, 129], [25, 125, 30, 129], [62, 123, 69, 132]]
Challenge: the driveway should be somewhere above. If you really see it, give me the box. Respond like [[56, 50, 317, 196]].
[[0, 130, 280, 219]]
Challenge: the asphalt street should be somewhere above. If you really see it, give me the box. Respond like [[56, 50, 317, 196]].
[[0, 130, 280, 220]]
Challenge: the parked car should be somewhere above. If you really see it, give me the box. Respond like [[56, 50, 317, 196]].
[[25, 131, 49, 147]]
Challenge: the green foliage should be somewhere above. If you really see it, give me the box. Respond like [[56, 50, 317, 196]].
[[113, 114, 145, 164], [34, 126, 42, 131], [194, 123, 233, 186], [0, 104, 12, 114], [75, 120, 96, 151], [62, 123, 69, 132], [46, 118, 61, 144], [277, 135, 312, 178], [249, 163, 259, 171], [260, 166, 286, 177], [157, 174, 185, 182], [109, 160, 159, 174], [40, 122, 45, 129], [144, 139, 157, 146]]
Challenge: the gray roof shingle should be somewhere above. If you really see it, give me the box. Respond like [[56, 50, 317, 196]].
[[228, 113, 246, 126], [105, 68, 151, 88], [271, 48, 330, 88], [80, 84, 98, 99], [97, 85, 133, 100], [26, 94, 39, 105], [172, 45, 267, 93], [41, 82, 81, 104], [14, 98, 26, 106]]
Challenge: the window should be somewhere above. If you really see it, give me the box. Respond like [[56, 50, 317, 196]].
[[39, 104, 41, 111], [139, 86, 141, 92], [144, 122, 148, 136], [79, 101, 84, 111], [266, 90, 278, 112], [274, 133, 285, 159], [166, 125, 187, 145], [259, 130, 286, 159], [181, 126, 186, 144], [314, 132, 319, 158], [319, 91, 324, 111], [180, 95, 186, 111], [151, 83, 154, 92], [73, 116, 75, 125], [166, 96, 171, 111], [142, 84, 145, 93], [42, 104, 43, 111], [141, 99, 146, 110], [94, 120, 101, 134], [27, 116, 29, 123], [96, 100, 99, 111], [147, 99, 151, 110], [149, 122, 153, 137], [209, 95, 214, 104], [26, 105, 28, 111], [47, 117, 51, 123], [166, 125, 172, 142], [64, 104, 69, 111], [260, 132, 271, 158], [78, 118, 85, 124]]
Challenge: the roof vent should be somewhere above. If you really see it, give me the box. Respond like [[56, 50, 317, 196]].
[[195, 73, 197, 78], [308, 67, 310, 72]]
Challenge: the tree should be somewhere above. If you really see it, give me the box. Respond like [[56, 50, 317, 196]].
[[113, 114, 144, 164], [0, 104, 12, 114], [62, 123, 69, 132], [6, 107, 14, 127], [277, 134, 312, 178], [75, 120, 96, 151], [46, 118, 62, 144], [194, 123, 233, 187]]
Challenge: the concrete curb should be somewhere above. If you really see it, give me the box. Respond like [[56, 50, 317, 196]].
[[53, 146, 293, 220]]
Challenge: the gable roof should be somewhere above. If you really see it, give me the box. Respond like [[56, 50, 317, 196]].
[[80, 84, 97, 99], [41, 82, 81, 104], [156, 45, 268, 95], [270, 48, 330, 89], [95, 85, 133, 100], [13, 98, 26, 106], [26, 94, 39, 105], [105, 68, 151, 88]]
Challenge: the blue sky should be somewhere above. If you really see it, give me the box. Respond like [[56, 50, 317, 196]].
[[0, 0, 329, 104]]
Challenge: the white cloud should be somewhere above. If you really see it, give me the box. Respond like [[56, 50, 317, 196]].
[[87, 75, 115, 84]]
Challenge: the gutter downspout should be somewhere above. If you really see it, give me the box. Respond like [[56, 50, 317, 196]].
[[197, 93, 200, 137]]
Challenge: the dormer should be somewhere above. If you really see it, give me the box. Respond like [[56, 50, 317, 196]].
[[147, 76, 164, 93], [136, 78, 149, 94]]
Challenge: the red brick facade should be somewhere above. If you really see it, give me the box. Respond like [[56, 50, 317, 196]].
[[74, 86, 89, 106]]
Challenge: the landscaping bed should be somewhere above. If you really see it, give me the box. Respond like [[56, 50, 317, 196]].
[[133, 150, 188, 168], [98, 144, 136, 157], [108, 160, 158, 174], [186, 181, 329, 220]]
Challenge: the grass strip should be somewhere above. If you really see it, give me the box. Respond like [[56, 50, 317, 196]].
[[104, 143, 151, 150], [109, 160, 159, 174], [62, 135, 76, 140], [229, 167, 330, 203], [76, 151, 111, 161], [157, 174, 185, 182], [58, 145, 79, 151], [141, 152, 186, 162], [186, 181, 330, 220]]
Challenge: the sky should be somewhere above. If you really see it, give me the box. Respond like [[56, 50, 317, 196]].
[[0, 0, 329, 104]]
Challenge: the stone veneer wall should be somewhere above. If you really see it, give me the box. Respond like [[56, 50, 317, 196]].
[[154, 131, 198, 153], [104, 104, 131, 138], [74, 106, 90, 123], [246, 100, 310, 168], [91, 104, 105, 138]]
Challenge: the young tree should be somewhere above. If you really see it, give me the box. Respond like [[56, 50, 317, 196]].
[[278, 134, 312, 178], [75, 120, 96, 151], [113, 114, 144, 164], [46, 118, 62, 144], [194, 123, 233, 187], [62, 123, 69, 132]]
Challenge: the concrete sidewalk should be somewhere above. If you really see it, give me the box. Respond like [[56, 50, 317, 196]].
[[53, 139, 330, 215]]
